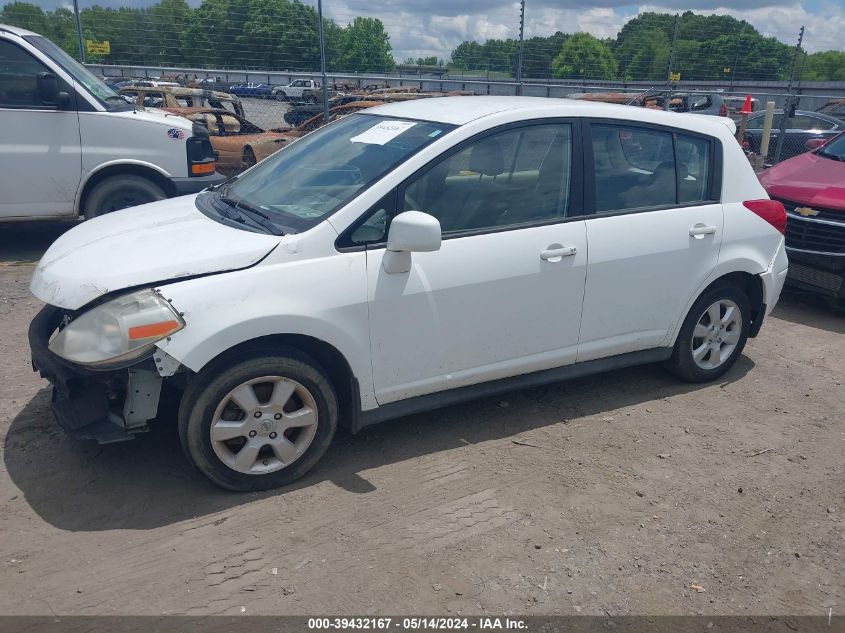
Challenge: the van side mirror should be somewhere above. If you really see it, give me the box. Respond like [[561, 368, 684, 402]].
[[382, 211, 442, 274], [37, 72, 70, 108]]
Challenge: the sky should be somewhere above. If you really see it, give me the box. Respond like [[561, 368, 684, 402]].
[[39, 0, 845, 59]]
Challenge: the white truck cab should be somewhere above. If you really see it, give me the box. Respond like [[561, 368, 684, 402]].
[[272, 78, 320, 102], [0, 24, 225, 221]]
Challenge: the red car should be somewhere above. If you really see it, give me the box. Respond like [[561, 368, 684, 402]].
[[759, 132, 845, 305]]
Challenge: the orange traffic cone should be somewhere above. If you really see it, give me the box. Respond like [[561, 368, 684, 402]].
[[741, 94, 753, 114]]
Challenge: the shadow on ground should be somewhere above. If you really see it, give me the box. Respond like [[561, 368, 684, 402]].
[[0, 221, 79, 264], [771, 289, 845, 335], [5, 357, 753, 532]]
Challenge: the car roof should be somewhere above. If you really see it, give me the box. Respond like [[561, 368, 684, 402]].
[[365, 96, 737, 136], [0, 23, 38, 36]]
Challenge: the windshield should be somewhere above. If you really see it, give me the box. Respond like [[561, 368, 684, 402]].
[[212, 114, 454, 233], [817, 133, 845, 161], [23, 35, 130, 112]]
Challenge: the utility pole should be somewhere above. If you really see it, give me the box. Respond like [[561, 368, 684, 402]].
[[773, 25, 804, 164], [516, 0, 525, 95], [663, 14, 680, 111], [72, 0, 85, 63], [317, 0, 329, 125]]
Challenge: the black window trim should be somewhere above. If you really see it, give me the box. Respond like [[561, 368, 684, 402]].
[[581, 118, 723, 220], [335, 117, 586, 251], [0, 38, 82, 112]]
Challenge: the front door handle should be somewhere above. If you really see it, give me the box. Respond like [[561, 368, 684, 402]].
[[689, 225, 717, 238], [540, 245, 577, 261]]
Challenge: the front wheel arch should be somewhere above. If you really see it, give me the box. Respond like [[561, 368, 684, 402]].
[[182, 334, 360, 434], [79, 164, 175, 217]]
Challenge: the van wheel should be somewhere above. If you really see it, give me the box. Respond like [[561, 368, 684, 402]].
[[178, 351, 338, 491], [84, 174, 166, 219], [665, 282, 751, 383]]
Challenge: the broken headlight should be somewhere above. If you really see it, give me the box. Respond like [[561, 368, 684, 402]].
[[48, 289, 184, 368]]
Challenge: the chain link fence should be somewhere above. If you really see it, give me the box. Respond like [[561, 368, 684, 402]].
[[4, 0, 845, 169]]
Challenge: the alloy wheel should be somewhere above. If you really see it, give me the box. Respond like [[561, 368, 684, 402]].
[[690, 299, 742, 370], [209, 376, 319, 475]]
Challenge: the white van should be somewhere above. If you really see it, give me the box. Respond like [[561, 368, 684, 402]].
[[0, 24, 225, 220]]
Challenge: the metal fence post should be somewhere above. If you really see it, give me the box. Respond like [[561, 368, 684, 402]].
[[663, 14, 680, 111], [516, 0, 525, 95], [773, 26, 804, 164], [72, 0, 85, 62], [317, 0, 329, 124]]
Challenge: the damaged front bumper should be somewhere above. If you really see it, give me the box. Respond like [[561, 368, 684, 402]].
[[29, 305, 165, 444]]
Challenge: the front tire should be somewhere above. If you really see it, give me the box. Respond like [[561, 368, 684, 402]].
[[178, 351, 338, 491], [84, 174, 166, 218], [275, 91, 287, 101], [665, 282, 751, 383]]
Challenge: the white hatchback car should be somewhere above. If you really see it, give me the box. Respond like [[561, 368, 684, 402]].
[[29, 97, 789, 491]]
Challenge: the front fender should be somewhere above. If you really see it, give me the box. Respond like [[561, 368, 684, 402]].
[[153, 247, 376, 409]]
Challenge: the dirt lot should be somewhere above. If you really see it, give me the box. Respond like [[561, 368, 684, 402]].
[[0, 222, 842, 617]]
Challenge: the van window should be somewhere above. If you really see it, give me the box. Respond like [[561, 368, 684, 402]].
[[0, 40, 50, 108]]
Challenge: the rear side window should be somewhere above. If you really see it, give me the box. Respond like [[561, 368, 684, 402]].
[[590, 123, 714, 213], [0, 40, 50, 108]]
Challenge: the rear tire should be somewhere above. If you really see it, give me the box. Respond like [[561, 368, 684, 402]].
[[178, 350, 338, 491], [665, 282, 751, 383], [84, 174, 166, 219]]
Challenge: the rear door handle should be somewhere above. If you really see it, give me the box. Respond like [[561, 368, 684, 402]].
[[540, 245, 577, 261], [689, 225, 717, 238]]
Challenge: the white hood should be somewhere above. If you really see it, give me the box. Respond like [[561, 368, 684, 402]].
[[31, 196, 280, 310]]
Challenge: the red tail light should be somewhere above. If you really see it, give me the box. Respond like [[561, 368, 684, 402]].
[[743, 199, 786, 235], [719, 103, 728, 117]]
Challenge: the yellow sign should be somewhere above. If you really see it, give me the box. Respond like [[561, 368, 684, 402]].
[[85, 40, 110, 55], [723, 67, 732, 74], [669, 72, 681, 82]]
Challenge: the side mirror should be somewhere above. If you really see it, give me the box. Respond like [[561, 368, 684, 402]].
[[383, 211, 441, 274], [36, 72, 70, 107], [805, 138, 826, 151]]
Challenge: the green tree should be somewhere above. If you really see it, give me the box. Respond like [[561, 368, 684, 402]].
[[803, 51, 845, 81], [336, 17, 394, 72], [552, 32, 617, 80]]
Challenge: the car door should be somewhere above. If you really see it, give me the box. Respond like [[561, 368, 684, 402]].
[[357, 121, 589, 404], [577, 121, 723, 362], [0, 39, 81, 219]]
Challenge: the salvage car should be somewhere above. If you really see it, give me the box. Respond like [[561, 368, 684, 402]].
[[283, 94, 364, 126], [743, 109, 844, 163], [29, 97, 788, 491], [229, 82, 273, 99], [759, 131, 845, 306], [168, 107, 292, 174], [119, 85, 245, 117]]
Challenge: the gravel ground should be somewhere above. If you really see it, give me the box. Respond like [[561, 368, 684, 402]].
[[0, 223, 842, 616]]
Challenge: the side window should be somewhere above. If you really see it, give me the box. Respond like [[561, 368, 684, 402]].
[[788, 115, 831, 131], [340, 192, 395, 247], [401, 123, 573, 233], [0, 40, 51, 108], [676, 134, 711, 203], [689, 95, 712, 112], [592, 125, 675, 212]]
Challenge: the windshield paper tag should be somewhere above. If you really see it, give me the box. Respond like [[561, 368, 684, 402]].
[[351, 120, 417, 145]]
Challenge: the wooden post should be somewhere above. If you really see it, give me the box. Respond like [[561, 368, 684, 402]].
[[757, 101, 776, 170]]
